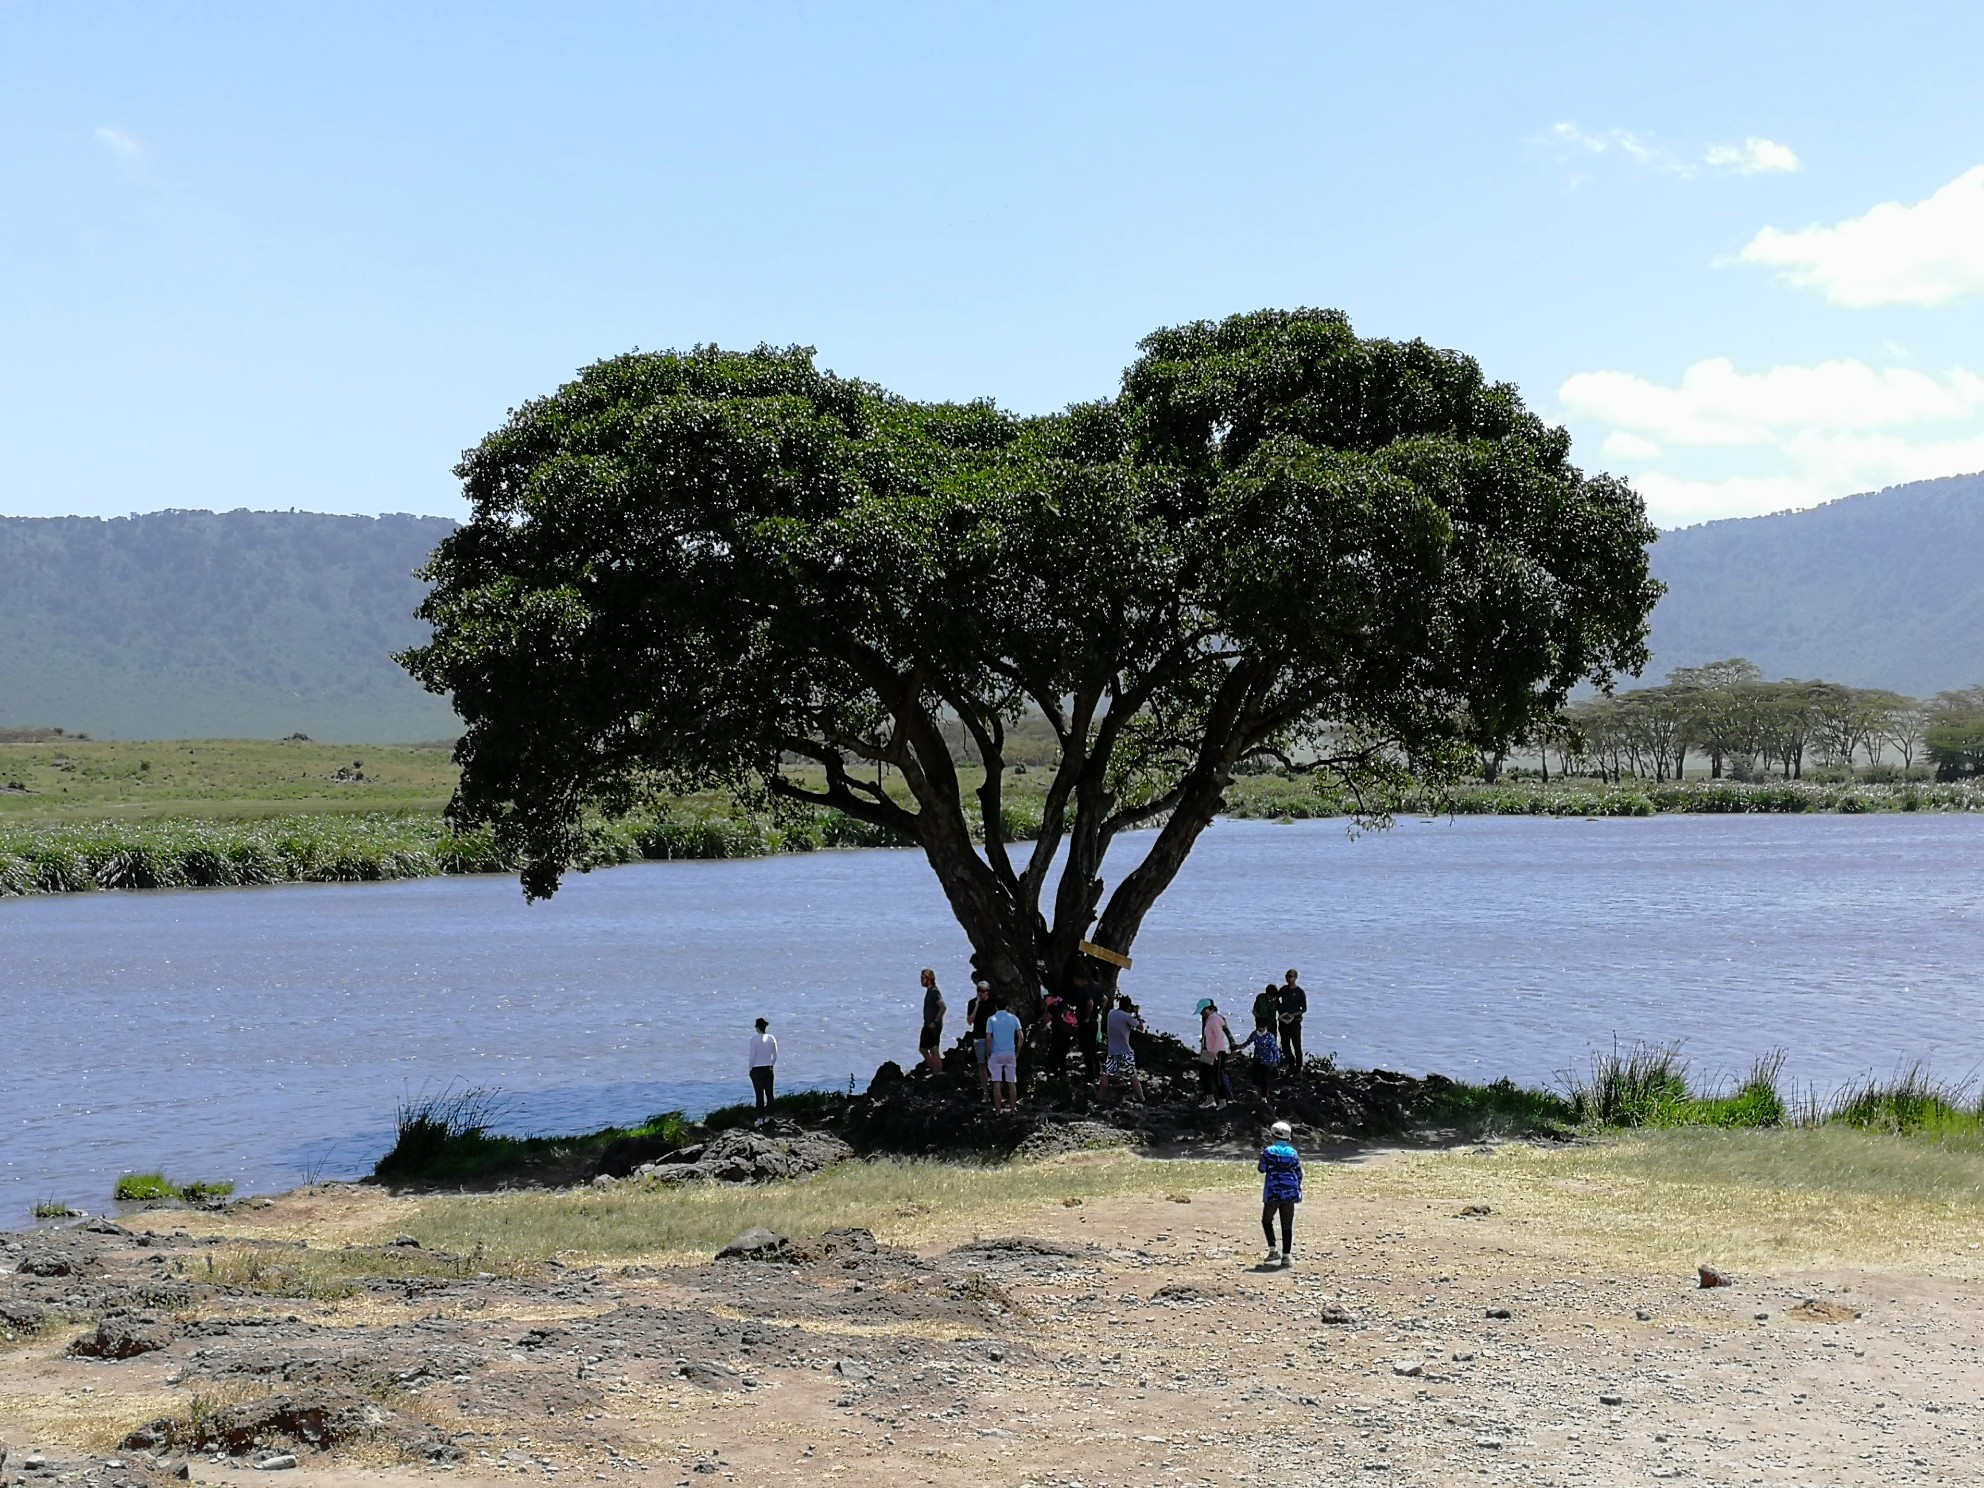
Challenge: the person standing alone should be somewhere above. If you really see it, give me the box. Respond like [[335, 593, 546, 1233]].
[[748, 1018, 778, 1113], [1278, 968, 1307, 1068], [1258, 1119, 1303, 1267], [918, 967, 946, 1072]]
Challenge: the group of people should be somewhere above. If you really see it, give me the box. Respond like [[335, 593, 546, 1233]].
[[910, 964, 1311, 1113], [1194, 967, 1307, 1108], [745, 970, 1311, 1267]]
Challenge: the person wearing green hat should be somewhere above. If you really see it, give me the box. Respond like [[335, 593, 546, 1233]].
[[1197, 998, 1235, 1108]]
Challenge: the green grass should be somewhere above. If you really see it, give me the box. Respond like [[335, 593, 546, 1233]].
[[0, 737, 459, 824], [30, 1199, 74, 1219], [1826, 1065, 1984, 1139], [1419, 1077, 1577, 1138], [701, 1089, 853, 1132], [7, 744, 1979, 900], [388, 1149, 1255, 1264], [112, 1172, 235, 1203], [372, 1086, 697, 1185], [1568, 1046, 1789, 1129], [1219, 775, 1984, 819]]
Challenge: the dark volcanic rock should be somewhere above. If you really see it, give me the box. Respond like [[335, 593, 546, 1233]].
[[121, 1389, 451, 1459], [635, 1127, 851, 1187], [16, 1250, 85, 1278], [0, 1298, 47, 1335], [596, 1133, 683, 1178], [716, 1228, 790, 1261], [69, 1314, 173, 1359]]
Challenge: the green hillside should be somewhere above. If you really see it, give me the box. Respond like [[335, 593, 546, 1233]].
[[2, 476, 1980, 742], [0, 510, 458, 742], [1645, 472, 1984, 697]]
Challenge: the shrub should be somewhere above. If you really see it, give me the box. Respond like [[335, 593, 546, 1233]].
[[1686, 1051, 1788, 1128], [113, 1172, 181, 1202], [1570, 1043, 1691, 1127], [702, 1089, 852, 1132], [1829, 1065, 1979, 1137]]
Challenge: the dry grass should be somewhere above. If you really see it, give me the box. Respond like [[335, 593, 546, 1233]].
[[0, 1387, 184, 1452], [176, 1241, 528, 1301], [1346, 1126, 1984, 1276], [377, 1151, 1255, 1266]]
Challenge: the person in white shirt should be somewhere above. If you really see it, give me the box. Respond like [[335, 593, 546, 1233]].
[[748, 1018, 778, 1112]]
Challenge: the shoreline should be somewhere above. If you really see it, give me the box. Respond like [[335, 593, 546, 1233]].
[[6, 1127, 1984, 1485], [5, 777, 1983, 900]]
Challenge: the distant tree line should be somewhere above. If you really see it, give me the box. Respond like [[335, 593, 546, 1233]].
[[1511, 660, 1984, 784]]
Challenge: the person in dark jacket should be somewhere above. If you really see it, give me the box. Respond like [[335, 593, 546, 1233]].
[[1258, 1119, 1303, 1267], [1278, 968, 1308, 1067], [1252, 982, 1281, 1034]]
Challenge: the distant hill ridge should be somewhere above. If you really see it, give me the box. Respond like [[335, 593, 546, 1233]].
[[1645, 471, 1984, 698], [0, 510, 457, 742], [2, 476, 1980, 741]]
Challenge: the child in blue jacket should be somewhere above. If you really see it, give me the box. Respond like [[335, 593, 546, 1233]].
[[1258, 1119, 1302, 1267]]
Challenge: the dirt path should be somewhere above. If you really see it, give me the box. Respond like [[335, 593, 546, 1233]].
[[4, 1158, 1981, 1487]]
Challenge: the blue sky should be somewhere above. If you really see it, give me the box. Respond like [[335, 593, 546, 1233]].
[[4, 1, 1983, 528]]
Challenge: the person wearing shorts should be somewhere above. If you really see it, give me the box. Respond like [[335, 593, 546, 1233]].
[[917, 967, 946, 1072], [985, 1001, 1023, 1112], [1099, 995, 1145, 1100]]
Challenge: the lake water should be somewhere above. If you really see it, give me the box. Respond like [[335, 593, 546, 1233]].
[[4, 814, 1983, 1224]]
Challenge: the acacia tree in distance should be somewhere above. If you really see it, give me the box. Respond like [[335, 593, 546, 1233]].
[[401, 309, 1661, 1010]]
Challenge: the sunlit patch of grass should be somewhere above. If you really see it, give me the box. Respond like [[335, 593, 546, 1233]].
[[0, 1389, 185, 1452], [708, 1304, 992, 1342], [1826, 1065, 1984, 1138], [185, 1241, 528, 1300], [383, 1151, 1256, 1265], [113, 1172, 236, 1204], [1345, 1126, 1984, 1275]]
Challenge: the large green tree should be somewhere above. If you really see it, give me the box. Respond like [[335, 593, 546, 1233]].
[[402, 309, 1660, 1005]]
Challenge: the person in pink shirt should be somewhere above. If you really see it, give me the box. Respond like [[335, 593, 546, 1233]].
[[1196, 997, 1235, 1109]]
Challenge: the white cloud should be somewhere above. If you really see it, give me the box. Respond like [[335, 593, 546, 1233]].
[[1558, 356, 1984, 525], [94, 126, 147, 160], [1544, 121, 1685, 175], [1602, 431, 1663, 461], [1542, 123, 1799, 179], [1736, 166, 1984, 307], [1704, 137, 1799, 175]]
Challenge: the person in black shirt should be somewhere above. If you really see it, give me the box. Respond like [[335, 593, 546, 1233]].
[[1071, 969, 1104, 1079], [1278, 967, 1308, 1067], [967, 980, 995, 1095]]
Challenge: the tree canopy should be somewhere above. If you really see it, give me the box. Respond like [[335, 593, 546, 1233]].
[[402, 309, 1660, 1002]]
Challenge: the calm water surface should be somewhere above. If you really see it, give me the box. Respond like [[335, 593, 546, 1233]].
[[3, 814, 1982, 1223]]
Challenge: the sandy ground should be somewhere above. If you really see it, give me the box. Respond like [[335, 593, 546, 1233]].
[[4, 1153, 1981, 1488]]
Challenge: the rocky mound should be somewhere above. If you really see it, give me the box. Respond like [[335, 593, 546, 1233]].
[[122, 1389, 458, 1461], [622, 1124, 852, 1187]]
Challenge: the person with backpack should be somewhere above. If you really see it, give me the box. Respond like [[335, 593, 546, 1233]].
[[1258, 1119, 1303, 1267]]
